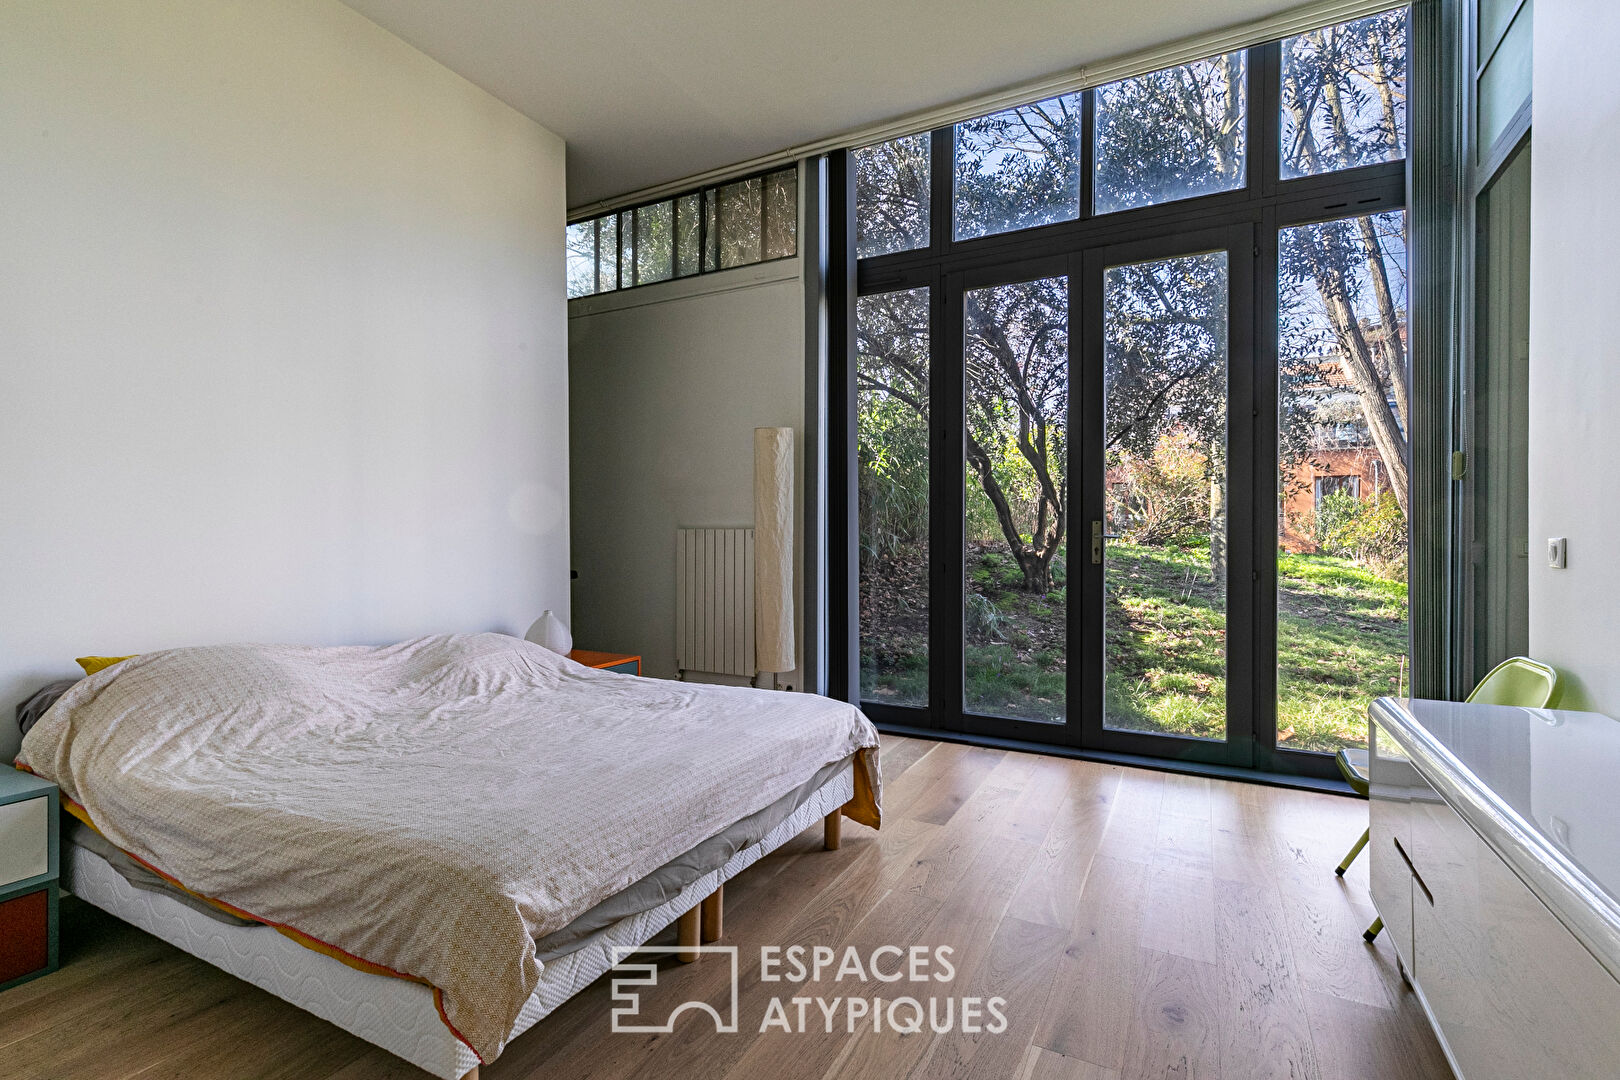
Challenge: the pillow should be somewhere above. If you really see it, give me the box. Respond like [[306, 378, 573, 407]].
[[76, 655, 135, 676], [16, 678, 77, 737]]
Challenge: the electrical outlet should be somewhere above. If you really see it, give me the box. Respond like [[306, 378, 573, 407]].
[[1548, 537, 1568, 569]]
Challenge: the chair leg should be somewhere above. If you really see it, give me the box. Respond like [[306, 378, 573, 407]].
[[1363, 916, 1383, 942], [1337, 827, 1370, 876]]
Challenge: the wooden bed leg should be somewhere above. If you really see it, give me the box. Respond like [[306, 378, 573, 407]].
[[824, 810, 842, 851], [677, 905, 701, 963], [701, 885, 724, 942], [461, 1067, 479, 1080]]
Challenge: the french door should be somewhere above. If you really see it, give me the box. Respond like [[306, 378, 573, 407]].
[[856, 228, 1254, 766]]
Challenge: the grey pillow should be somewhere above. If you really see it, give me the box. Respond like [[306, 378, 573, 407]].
[[16, 678, 77, 738]]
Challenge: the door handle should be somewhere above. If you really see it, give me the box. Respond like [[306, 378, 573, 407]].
[[1091, 521, 1122, 563]]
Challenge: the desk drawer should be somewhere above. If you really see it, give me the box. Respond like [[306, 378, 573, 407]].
[[1412, 798, 1620, 1079]]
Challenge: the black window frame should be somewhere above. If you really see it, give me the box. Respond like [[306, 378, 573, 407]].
[[832, 20, 1412, 781]]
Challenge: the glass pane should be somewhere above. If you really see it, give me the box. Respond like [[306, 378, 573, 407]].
[[597, 213, 618, 292], [857, 287, 931, 707], [1095, 52, 1247, 214], [1471, 150, 1531, 672], [675, 193, 701, 277], [636, 200, 673, 285], [1280, 9, 1408, 179], [619, 210, 634, 284], [764, 168, 797, 260], [954, 94, 1081, 240], [855, 133, 930, 259], [566, 221, 596, 298], [1479, 0, 1520, 55], [1478, 1, 1532, 157], [704, 189, 718, 271], [963, 277, 1069, 723], [717, 177, 763, 269], [1277, 210, 1409, 754], [1103, 251, 1230, 740]]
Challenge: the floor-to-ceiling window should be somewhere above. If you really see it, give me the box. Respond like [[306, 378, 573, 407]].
[[838, 8, 1412, 777]]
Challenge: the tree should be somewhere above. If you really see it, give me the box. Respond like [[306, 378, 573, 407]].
[[1280, 10, 1411, 517], [964, 278, 1068, 592], [852, 8, 1410, 594]]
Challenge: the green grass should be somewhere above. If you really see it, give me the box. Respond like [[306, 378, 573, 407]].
[[861, 540, 1408, 755]]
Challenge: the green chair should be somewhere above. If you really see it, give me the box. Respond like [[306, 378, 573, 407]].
[[1340, 656, 1561, 942]]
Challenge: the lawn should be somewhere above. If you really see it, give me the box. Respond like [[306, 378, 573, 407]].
[[860, 539, 1407, 754]]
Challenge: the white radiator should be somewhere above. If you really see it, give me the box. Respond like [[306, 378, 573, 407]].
[[676, 527, 755, 678]]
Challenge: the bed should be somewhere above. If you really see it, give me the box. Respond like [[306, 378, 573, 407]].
[[14, 634, 881, 1079]]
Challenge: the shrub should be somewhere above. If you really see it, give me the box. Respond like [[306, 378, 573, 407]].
[[1108, 430, 1213, 546], [1315, 489, 1407, 579]]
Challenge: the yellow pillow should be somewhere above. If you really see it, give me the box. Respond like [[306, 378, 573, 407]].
[[76, 655, 135, 676]]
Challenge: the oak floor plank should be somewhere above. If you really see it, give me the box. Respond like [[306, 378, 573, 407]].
[[899, 745, 1006, 827], [1302, 989, 1451, 1080], [1030, 854, 1148, 1070], [1212, 877, 1321, 1080], [1137, 861, 1219, 966], [1020, 1045, 1122, 1080], [1119, 948, 1225, 1080], [1002, 764, 1120, 928], [1276, 878, 1400, 1010]]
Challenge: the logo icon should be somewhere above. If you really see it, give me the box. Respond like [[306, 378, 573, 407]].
[[609, 945, 740, 1034]]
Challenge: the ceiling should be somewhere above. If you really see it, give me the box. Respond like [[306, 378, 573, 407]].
[[340, 0, 1308, 208]]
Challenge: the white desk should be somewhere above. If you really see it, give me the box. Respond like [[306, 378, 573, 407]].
[[1368, 697, 1620, 1080]]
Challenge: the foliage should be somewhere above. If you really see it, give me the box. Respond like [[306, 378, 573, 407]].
[[855, 134, 929, 257], [1108, 430, 1211, 546], [1313, 490, 1408, 579], [1094, 52, 1246, 214], [856, 289, 930, 565], [1281, 10, 1408, 176], [955, 94, 1081, 238]]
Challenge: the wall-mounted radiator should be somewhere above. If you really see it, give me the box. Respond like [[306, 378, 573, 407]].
[[676, 527, 755, 678]]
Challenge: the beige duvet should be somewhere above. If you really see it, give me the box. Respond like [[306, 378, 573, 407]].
[[17, 633, 881, 1062]]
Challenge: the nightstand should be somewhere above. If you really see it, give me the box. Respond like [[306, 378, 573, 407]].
[[0, 767, 59, 992], [567, 649, 642, 675]]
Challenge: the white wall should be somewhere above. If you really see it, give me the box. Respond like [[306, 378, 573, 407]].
[[568, 259, 804, 685], [1528, 2, 1620, 714], [0, 0, 570, 760]]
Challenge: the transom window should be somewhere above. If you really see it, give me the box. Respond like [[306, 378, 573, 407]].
[[568, 165, 797, 299]]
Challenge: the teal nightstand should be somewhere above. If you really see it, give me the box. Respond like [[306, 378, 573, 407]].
[[0, 767, 59, 991]]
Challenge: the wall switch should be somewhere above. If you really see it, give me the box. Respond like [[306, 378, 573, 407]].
[[1548, 537, 1568, 569]]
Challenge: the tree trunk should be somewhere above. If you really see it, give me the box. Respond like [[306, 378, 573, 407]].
[[966, 433, 1054, 594], [1308, 241, 1411, 516]]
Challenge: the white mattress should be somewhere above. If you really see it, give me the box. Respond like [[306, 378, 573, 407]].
[[63, 764, 854, 1080]]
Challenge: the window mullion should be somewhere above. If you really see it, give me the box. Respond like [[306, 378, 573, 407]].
[[929, 127, 953, 253]]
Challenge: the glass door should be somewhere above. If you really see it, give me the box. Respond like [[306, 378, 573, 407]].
[[1078, 228, 1255, 764]]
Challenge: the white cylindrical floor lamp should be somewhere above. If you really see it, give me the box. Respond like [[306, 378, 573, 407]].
[[754, 426, 795, 687]]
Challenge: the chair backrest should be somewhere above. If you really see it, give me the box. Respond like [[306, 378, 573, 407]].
[[1465, 656, 1562, 709]]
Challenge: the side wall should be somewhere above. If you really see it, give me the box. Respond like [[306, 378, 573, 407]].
[[1527, 2, 1620, 712], [568, 257, 805, 685], [0, 0, 570, 760]]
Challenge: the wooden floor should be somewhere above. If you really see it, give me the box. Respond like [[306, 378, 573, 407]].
[[0, 735, 1452, 1080]]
